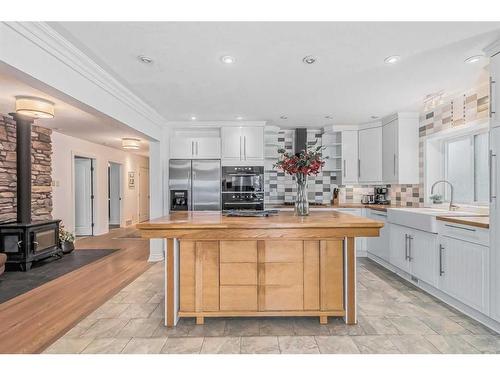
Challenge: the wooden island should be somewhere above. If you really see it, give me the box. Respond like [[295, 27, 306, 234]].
[[137, 211, 383, 327]]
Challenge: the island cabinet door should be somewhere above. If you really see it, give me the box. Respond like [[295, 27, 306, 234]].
[[258, 240, 305, 311], [179, 241, 220, 312], [219, 240, 258, 311]]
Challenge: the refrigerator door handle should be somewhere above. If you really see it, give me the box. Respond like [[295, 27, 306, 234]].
[[490, 149, 497, 202]]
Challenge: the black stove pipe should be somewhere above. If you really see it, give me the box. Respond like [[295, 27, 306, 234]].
[[10, 113, 34, 224]]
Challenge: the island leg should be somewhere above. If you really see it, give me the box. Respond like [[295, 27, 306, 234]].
[[166, 238, 175, 327], [345, 237, 357, 325]]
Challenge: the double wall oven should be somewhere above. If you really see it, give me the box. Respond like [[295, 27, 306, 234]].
[[222, 166, 264, 210]]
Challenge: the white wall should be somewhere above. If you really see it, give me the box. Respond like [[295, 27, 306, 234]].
[[52, 131, 149, 236]]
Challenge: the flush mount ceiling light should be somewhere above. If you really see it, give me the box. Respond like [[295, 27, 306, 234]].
[[302, 55, 318, 65], [384, 55, 401, 65], [138, 55, 153, 64], [15, 96, 55, 119], [280, 115, 288, 120], [190, 116, 197, 120], [324, 115, 333, 119], [370, 115, 379, 119], [122, 138, 141, 150], [464, 55, 484, 64], [221, 55, 235, 64]]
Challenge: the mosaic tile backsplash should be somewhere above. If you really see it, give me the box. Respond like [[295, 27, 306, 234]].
[[264, 82, 489, 207]]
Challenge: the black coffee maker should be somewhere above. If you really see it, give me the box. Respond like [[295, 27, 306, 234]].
[[374, 187, 390, 205]]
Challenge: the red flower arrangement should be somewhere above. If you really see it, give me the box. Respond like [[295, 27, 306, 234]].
[[273, 142, 326, 176]]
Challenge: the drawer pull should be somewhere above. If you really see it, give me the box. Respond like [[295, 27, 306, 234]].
[[439, 244, 445, 276], [444, 224, 476, 232]]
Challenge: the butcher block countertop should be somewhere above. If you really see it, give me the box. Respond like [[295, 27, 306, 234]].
[[266, 203, 398, 212], [436, 215, 490, 229], [136, 210, 384, 230]]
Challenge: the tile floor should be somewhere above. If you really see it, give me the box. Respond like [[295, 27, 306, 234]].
[[44, 258, 500, 354]]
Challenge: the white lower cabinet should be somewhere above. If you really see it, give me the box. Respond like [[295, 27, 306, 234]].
[[366, 210, 389, 262], [437, 235, 489, 314], [410, 229, 438, 287], [389, 224, 411, 273], [389, 224, 438, 286]]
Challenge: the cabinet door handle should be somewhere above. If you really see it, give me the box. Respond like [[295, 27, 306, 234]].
[[444, 223, 476, 232], [239, 136, 242, 160], [358, 159, 361, 178], [439, 244, 445, 276], [196, 141, 199, 156], [343, 160, 346, 178], [393, 154, 397, 177], [404, 234, 409, 260], [244, 135, 247, 160], [490, 149, 497, 202], [408, 235, 413, 261], [490, 76, 496, 117], [191, 141, 194, 156]]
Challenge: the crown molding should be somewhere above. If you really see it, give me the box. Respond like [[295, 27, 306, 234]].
[[3, 22, 166, 129]]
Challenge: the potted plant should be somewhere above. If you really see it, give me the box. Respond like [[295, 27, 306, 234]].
[[59, 224, 75, 254], [274, 141, 326, 216]]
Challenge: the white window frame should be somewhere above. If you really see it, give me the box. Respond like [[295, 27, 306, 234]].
[[424, 119, 489, 207]]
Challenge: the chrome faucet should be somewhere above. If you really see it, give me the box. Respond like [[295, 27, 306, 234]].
[[430, 180, 459, 211]]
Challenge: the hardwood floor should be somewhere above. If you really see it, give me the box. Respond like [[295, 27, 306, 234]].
[[0, 226, 153, 354]]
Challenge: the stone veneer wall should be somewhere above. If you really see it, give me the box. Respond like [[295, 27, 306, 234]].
[[264, 83, 489, 207], [0, 113, 53, 223]]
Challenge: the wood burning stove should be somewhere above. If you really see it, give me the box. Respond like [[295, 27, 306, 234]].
[[0, 113, 62, 271]]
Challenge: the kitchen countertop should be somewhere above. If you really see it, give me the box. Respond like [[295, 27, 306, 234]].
[[436, 215, 490, 229], [137, 210, 385, 230], [266, 203, 399, 212]]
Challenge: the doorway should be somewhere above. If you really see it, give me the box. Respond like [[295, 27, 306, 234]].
[[74, 156, 96, 236], [108, 162, 122, 229], [139, 167, 150, 222]]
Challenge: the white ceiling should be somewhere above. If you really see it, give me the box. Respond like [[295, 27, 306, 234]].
[[48, 22, 500, 128], [0, 66, 150, 155]]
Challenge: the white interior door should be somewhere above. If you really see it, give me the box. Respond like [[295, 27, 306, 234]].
[[75, 157, 94, 236], [108, 162, 121, 226], [139, 167, 150, 222]]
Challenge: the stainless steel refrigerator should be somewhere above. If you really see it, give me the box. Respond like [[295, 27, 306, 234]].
[[169, 159, 221, 211]]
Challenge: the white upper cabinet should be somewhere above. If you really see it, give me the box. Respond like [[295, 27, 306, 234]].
[[382, 113, 419, 184], [341, 130, 358, 184], [170, 128, 221, 159], [358, 124, 382, 183], [221, 126, 264, 165]]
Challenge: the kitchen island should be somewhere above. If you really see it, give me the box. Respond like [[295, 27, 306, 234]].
[[137, 211, 383, 327]]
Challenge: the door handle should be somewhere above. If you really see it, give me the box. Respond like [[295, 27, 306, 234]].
[[490, 149, 497, 202], [393, 154, 397, 177], [490, 76, 496, 118], [439, 244, 445, 276], [407, 235, 413, 261], [404, 234, 409, 260], [343, 160, 346, 178]]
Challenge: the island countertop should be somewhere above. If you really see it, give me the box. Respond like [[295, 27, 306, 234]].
[[136, 210, 384, 230]]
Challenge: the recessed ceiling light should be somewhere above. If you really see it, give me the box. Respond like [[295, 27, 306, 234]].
[[138, 55, 153, 64], [280, 115, 288, 120], [464, 55, 484, 64], [324, 115, 333, 120], [190, 116, 197, 120], [221, 55, 235, 64], [236, 116, 243, 120], [384, 55, 401, 65], [302, 55, 318, 65]]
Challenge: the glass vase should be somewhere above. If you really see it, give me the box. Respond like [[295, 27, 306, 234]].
[[295, 173, 309, 216]]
